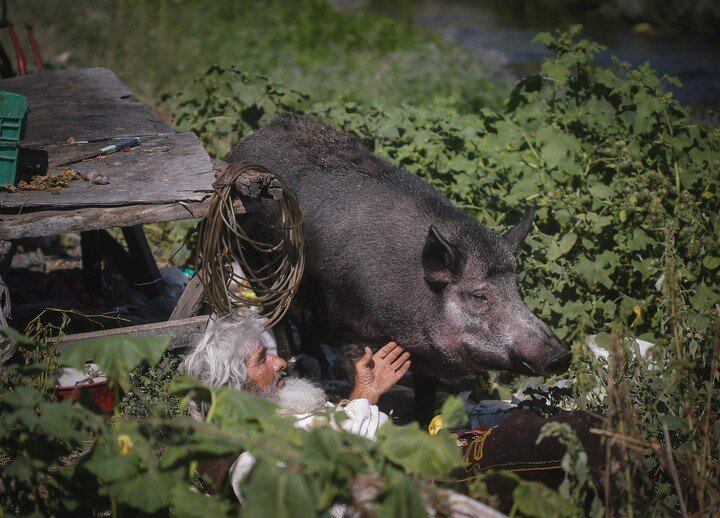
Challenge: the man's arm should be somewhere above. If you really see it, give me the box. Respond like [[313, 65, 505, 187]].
[[349, 342, 411, 405]]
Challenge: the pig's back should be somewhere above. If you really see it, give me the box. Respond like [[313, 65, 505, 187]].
[[226, 114, 458, 222], [225, 114, 472, 343]]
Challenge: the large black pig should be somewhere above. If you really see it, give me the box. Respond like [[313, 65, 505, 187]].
[[226, 114, 571, 422]]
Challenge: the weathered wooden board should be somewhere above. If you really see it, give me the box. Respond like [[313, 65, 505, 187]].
[[54, 315, 210, 353], [170, 276, 206, 320], [0, 133, 214, 209], [0, 68, 172, 146], [0, 198, 244, 240], [0, 200, 207, 239]]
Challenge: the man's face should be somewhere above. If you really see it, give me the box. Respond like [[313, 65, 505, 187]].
[[246, 344, 287, 389]]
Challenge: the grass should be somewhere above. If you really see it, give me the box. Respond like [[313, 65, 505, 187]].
[[10, 0, 506, 112]]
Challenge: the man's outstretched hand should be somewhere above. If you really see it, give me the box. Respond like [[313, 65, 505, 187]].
[[349, 342, 411, 405]]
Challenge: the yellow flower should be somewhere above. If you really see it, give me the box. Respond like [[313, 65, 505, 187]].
[[117, 434, 133, 456], [239, 288, 258, 301], [428, 414, 444, 436]]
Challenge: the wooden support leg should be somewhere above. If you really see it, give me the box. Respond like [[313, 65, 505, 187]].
[[120, 225, 164, 299], [80, 230, 103, 294], [0, 240, 13, 364], [0, 240, 15, 275], [97, 230, 134, 280], [0, 240, 13, 328]]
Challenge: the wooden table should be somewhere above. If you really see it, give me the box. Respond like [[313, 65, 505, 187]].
[[0, 68, 217, 323]]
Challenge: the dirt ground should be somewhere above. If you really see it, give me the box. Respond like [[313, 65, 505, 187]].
[[5, 236, 185, 335]]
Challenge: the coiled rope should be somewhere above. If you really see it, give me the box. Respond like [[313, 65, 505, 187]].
[[196, 163, 304, 328]]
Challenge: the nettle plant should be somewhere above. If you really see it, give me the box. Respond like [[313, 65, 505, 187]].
[[167, 26, 719, 347], [163, 26, 719, 515], [0, 331, 471, 516], [320, 27, 719, 348]]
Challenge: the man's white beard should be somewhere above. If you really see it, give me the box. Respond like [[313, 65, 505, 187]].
[[275, 377, 327, 415]]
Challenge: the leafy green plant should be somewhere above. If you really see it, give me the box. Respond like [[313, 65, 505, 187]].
[[166, 25, 719, 348], [1, 332, 471, 516], [537, 422, 603, 516], [158, 25, 719, 515]]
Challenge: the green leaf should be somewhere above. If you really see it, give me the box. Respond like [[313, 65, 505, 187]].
[[588, 183, 613, 199], [689, 283, 718, 312], [0, 327, 35, 346], [541, 60, 570, 82], [536, 126, 581, 169], [378, 471, 427, 518], [84, 436, 144, 483], [59, 335, 170, 390], [440, 395, 468, 429], [546, 233, 577, 261], [703, 255, 720, 270], [106, 470, 180, 513], [512, 478, 579, 517], [378, 423, 463, 477], [242, 457, 317, 517], [170, 484, 232, 517], [211, 386, 284, 426], [38, 400, 89, 443]]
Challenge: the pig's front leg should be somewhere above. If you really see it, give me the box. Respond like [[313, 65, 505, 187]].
[[411, 371, 438, 427]]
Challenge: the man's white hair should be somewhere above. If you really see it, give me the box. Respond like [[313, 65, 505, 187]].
[[184, 312, 327, 417], [184, 314, 267, 390]]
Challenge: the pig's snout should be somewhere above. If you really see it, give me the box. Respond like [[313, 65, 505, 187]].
[[513, 332, 572, 377]]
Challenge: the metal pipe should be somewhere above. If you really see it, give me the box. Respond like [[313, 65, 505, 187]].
[[26, 24, 43, 70], [6, 24, 26, 75]]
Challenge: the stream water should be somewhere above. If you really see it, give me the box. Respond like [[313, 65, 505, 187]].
[[368, 0, 720, 107]]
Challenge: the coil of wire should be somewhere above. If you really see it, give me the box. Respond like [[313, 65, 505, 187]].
[[196, 162, 304, 328]]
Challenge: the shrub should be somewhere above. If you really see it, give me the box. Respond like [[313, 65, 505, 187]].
[[164, 26, 720, 514], [167, 25, 719, 346]]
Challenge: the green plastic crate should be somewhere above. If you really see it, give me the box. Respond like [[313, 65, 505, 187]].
[[0, 89, 29, 186]]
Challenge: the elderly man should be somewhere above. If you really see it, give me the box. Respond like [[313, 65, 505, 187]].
[[184, 316, 411, 499]]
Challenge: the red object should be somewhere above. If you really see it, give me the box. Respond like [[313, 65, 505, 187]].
[[57, 379, 115, 414], [6, 24, 25, 75], [26, 24, 43, 70]]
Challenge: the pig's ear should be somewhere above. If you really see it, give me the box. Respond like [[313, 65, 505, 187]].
[[423, 226, 461, 290], [502, 209, 535, 255]]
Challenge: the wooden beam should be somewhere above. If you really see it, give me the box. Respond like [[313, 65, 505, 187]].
[[0, 68, 173, 147], [0, 133, 213, 210], [0, 199, 245, 240], [54, 314, 210, 353]]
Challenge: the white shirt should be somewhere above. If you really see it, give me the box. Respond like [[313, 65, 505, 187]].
[[230, 398, 387, 502]]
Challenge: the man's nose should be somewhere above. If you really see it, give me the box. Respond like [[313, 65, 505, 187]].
[[271, 355, 287, 372]]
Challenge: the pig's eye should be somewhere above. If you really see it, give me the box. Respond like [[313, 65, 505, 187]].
[[471, 291, 488, 303]]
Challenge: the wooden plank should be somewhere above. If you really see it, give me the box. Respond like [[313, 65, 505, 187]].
[[54, 315, 210, 353], [0, 200, 207, 239], [0, 133, 214, 209], [170, 275, 206, 320], [0, 68, 172, 146], [0, 198, 245, 240]]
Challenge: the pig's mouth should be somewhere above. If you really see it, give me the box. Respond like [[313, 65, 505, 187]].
[[459, 341, 516, 375], [509, 350, 546, 376], [520, 361, 543, 376]]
